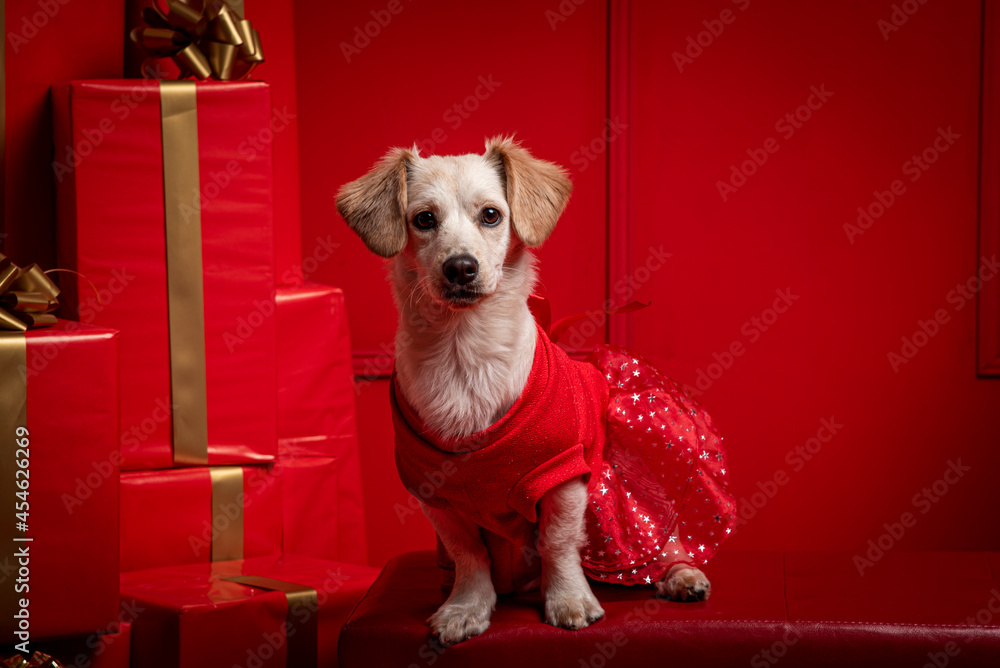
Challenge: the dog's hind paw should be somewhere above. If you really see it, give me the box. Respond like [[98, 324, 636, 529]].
[[656, 565, 711, 602], [427, 602, 492, 646], [545, 590, 605, 630]]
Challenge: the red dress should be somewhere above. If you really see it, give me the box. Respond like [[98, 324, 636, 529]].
[[392, 325, 736, 594]]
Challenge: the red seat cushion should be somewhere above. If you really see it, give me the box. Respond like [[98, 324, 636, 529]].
[[339, 551, 1000, 667]]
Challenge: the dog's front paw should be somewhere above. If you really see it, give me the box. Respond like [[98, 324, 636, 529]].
[[545, 589, 605, 630], [427, 601, 493, 646], [656, 565, 711, 602]]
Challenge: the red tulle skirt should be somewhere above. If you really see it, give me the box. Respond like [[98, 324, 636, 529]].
[[581, 345, 737, 585]]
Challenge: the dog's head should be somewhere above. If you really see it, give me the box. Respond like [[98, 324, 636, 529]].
[[336, 136, 572, 309]]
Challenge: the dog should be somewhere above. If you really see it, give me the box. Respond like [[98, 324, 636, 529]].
[[336, 137, 728, 645]]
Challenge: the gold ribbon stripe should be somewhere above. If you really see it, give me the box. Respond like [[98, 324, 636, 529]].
[[209, 466, 243, 562], [159, 81, 209, 466], [0, 333, 26, 642], [223, 576, 318, 666]]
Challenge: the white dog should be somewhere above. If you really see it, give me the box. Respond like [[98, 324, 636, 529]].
[[337, 137, 722, 646]]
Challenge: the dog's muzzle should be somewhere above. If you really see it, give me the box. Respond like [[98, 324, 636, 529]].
[[440, 254, 483, 307], [442, 254, 479, 286]]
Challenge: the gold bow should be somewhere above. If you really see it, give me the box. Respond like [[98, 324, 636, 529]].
[[3, 651, 64, 668], [0, 254, 58, 332], [130, 0, 264, 81]]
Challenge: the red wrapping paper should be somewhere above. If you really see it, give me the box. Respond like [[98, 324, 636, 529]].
[[120, 465, 281, 572], [119, 554, 379, 668], [3, 322, 119, 641], [279, 456, 367, 565], [51, 80, 277, 470], [276, 283, 366, 563], [276, 284, 357, 459], [7, 622, 132, 668]]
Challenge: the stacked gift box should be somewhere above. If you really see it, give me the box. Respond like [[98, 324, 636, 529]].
[[0, 2, 376, 666]]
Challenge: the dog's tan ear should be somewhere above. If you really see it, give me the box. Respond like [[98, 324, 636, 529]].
[[336, 147, 415, 258], [484, 136, 572, 246]]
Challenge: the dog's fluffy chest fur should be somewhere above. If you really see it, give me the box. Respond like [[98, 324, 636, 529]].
[[391, 253, 538, 439]]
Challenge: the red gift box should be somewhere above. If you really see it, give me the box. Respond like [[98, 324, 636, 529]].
[[5, 622, 132, 668], [0, 321, 119, 642], [119, 554, 379, 668], [120, 465, 281, 572], [276, 283, 358, 460], [52, 79, 277, 470], [276, 284, 367, 563], [279, 456, 366, 565]]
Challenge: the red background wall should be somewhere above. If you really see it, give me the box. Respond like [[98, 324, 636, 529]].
[[3, 0, 994, 570], [629, 0, 999, 553], [294, 0, 612, 564], [296, 0, 1000, 567]]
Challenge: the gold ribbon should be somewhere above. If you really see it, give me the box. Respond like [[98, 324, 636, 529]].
[[0, 254, 59, 332], [209, 467, 243, 561], [160, 81, 210, 466], [0, 333, 25, 644], [130, 0, 264, 81], [223, 576, 318, 666]]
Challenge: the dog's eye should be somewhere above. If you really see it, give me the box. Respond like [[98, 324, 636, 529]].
[[413, 211, 436, 230], [481, 208, 501, 226]]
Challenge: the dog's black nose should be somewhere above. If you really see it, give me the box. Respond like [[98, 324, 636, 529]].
[[442, 255, 479, 286]]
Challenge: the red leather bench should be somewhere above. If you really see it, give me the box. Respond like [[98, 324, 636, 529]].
[[339, 550, 1000, 667]]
